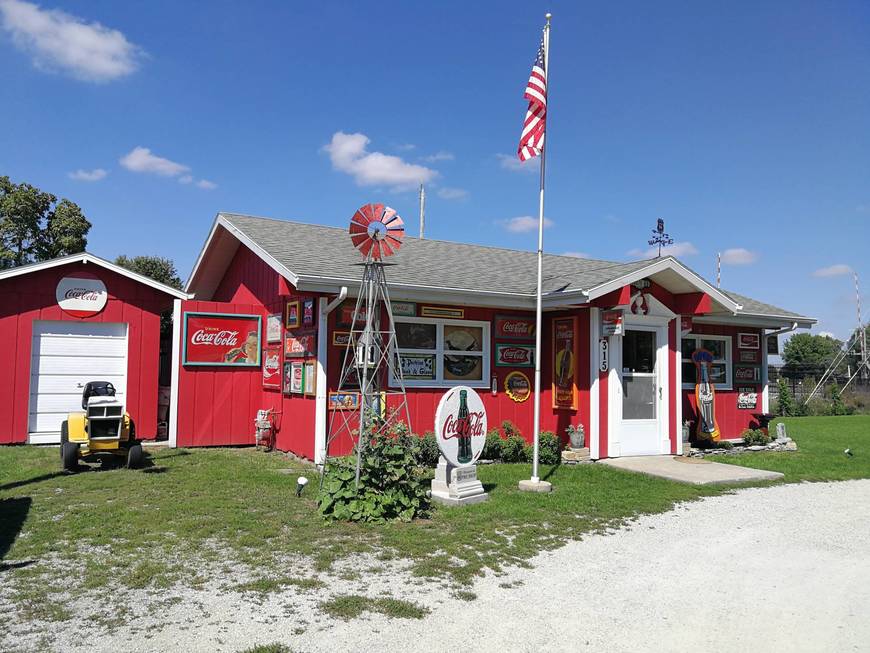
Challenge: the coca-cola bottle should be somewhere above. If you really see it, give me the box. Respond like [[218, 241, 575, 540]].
[[457, 389, 472, 464]]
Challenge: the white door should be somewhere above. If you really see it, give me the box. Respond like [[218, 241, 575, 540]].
[[29, 321, 128, 444], [619, 327, 665, 455]]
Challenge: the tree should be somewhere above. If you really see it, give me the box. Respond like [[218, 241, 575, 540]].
[[776, 377, 795, 417], [114, 255, 183, 290], [0, 176, 91, 267], [782, 333, 844, 379]]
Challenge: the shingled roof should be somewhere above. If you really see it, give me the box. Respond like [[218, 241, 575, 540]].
[[187, 212, 815, 326]]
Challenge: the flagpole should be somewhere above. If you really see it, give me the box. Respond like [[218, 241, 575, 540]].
[[520, 13, 552, 493]]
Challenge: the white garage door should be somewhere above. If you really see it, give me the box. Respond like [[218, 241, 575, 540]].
[[28, 321, 128, 444]]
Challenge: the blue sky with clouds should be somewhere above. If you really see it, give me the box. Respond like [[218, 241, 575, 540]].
[[1, 0, 868, 340]]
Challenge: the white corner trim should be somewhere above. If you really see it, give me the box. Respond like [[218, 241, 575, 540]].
[[589, 308, 600, 460], [761, 331, 770, 414], [314, 287, 347, 466], [167, 298, 182, 448], [675, 319, 684, 456]]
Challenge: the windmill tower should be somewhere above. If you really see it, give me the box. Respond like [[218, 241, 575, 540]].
[[324, 203, 412, 487]]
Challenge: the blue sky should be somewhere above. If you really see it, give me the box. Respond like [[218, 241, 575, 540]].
[[1, 0, 868, 340]]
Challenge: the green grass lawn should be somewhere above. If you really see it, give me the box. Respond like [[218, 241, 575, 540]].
[[1, 414, 868, 618]]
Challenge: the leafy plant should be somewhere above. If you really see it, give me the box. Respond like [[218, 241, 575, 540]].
[[501, 420, 521, 439], [413, 432, 441, 467], [500, 434, 527, 463], [482, 429, 503, 460], [319, 426, 431, 523], [776, 378, 796, 417], [741, 428, 771, 446], [537, 431, 561, 465], [716, 440, 734, 450]]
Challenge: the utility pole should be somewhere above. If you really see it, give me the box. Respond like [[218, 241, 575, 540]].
[[717, 252, 721, 288], [419, 184, 426, 239], [857, 272, 868, 381]]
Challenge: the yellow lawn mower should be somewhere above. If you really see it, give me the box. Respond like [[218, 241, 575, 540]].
[[60, 381, 142, 472]]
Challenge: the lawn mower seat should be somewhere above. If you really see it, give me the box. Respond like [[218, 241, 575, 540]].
[[82, 381, 117, 410]]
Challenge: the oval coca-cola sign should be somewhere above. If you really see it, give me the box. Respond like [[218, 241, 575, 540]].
[[56, 275, 108, 318], [434, 386, 487, 467]]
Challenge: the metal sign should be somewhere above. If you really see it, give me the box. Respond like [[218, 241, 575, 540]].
[[434, 386, 487, 467], [598, 338, 609, 372], [182, 312, 262, 366], [56, 275, 108, 318], [495, 343, 535, 367], [601, 310, 624, 336]]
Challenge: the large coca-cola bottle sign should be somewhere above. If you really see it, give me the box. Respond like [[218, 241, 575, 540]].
[[434, 386, 487, 467], [56, 275, 108, 318]]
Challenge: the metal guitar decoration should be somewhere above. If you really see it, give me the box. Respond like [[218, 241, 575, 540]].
[[692, 348, 720, 442], [323, 203, 412, 489]]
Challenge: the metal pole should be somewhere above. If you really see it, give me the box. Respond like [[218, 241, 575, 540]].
[[717, 252, 721, 288], [529, 15, 550, 484], [419, 184, 426, 239]]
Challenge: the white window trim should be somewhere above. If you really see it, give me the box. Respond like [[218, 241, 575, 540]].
[[681, 334, 733, 391], [390, 316, 490, 389]]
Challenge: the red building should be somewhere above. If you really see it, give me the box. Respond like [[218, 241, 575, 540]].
[[178, 212, 816, 462], [0, 253, 189, 445]]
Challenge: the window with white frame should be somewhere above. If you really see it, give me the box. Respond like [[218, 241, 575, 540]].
[[390, 317, 490, 388], [681, 334, 732, 389]]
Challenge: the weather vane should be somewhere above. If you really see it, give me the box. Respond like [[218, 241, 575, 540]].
[[648, 218, 673, 257]]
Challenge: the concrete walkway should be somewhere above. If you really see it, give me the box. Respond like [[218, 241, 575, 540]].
[[598, 455, 784, 485]]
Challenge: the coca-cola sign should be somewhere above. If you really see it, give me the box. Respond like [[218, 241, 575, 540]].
[[495, 343, 535, 367], [262, 343, 282, 389], [434, 386, 487, 467], [183, 312, 262, 366], [56, 275, 107, 318], [494, 314, 535, 340]]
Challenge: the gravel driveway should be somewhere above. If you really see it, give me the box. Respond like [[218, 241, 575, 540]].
[[6, 480, 869, 652]]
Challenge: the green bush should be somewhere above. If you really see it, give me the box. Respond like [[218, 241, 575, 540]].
[[716, 440, 734, 450], [319, 428, 431, 523], [500, 435, 527, 463], [776, 378, 796, 416], [741, 428, 770, 446], [414, 431, 441, 467], [501, 420, 521, 439], [538, 431, 561, 465], [482, 429, 503, 460]]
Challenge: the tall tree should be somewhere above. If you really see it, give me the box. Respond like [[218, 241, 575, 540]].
[[781, 333, 844, 379], [114, 255, 183, 289], [0, 176, 92, 266]]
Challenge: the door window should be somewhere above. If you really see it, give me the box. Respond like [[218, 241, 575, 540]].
[[622, 330, 657, 420]]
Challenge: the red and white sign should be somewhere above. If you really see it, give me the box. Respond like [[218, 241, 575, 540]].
[[56, 275, 107, 318], [494, 314, 535, 340], [183, 313, 261, 366], [262, 343, 282, 389], [434, 386, 487, 467], [495, 344, 535, 367], [601, 310, 624, 336]]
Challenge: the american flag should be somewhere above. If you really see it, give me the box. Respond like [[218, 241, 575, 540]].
[[518, 37, 547, 162]]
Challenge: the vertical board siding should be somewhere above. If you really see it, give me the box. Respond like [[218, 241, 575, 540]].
[[0, 262, 171, 443]]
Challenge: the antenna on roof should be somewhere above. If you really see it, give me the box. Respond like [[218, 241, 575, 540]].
[[717, 252, 721, 288], [419, 184, 426, 239]]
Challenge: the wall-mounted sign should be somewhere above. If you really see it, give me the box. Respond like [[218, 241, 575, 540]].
[[56, 275, 108, 318], [767, 336, 779, 355], [494, 314, 535, 340], [285, 331, 315, 357], [680, 316, 693, 336], [391, 301, 417, 317], [183, 312, 262, 366], [737, 332, 760, 349], [421, 305, 464, 319], [262, 343, 282, 389], [739, 350, 760, 363], [601, 310, 624, 337], [399, 354, 436, 380], [337, 300, 370, 328], [328, 391, 361, 411], [495, 344, 535, 367], [302, 298, 315, 327], [284, 360, 305, 394], [304, 360, 316, 396], [266, 314, 282, 343], [504, 371, 531, 402], [553, 317, 578, 410], [332, 331, 351, 347], [598, 338, 609, 372], [434, 386, 487, 467], [734, 365, 761, 382], [737, 386, 758, 409], [285, 301, 300, 329]]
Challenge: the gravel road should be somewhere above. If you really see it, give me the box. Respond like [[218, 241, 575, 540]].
[[6, 480, 869, 652]]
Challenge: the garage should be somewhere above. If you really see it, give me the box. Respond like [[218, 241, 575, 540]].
[[28, 321, 129, 444], [0, 252, 190, 446]]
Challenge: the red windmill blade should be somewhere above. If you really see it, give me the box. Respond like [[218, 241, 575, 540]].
[[348, 203, 405, 260]]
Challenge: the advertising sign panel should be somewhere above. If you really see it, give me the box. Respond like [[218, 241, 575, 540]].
[[434, 386, 487, 467], [183, 313, 261, 366], [494, 314, 535, 340], [495, 344, 535, 367], [56, 275, 108, 318], [552, 317, 578, 410], [262, 343, 282, 389]]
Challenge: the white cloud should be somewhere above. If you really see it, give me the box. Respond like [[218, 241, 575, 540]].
[[323, 132, 437, 190], [68, 168, 107, 182], [178, 175, 193, 185], [395, 143, 416, 152], [0, 0, 142, 82], [817, 330, 836, 339], [628, 241, 699, 259], [422, 151, 454, 162], [496, 153, 538, 174], [813, 264, 852, 278], [196, 179, 217, 190], [720, 248, 758, 265], [436, 187, 468, 200], [562, 251, 590, 258], [498, 216, 554, 233], [120, 147, 190, 177]]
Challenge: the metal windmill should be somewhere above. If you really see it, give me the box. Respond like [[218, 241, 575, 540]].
[[323, 203, 412, 488]]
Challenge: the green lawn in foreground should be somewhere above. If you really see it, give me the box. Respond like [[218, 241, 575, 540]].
[[0, 415, 868, 606]]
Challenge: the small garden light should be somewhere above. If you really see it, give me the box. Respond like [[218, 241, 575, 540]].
[[845, 449, 853, 457], [296, 476, 309, 497]]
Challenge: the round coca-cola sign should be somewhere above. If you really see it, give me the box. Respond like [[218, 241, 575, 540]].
[[434, 386, 487, 467], [56, 275, 108, 318]]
